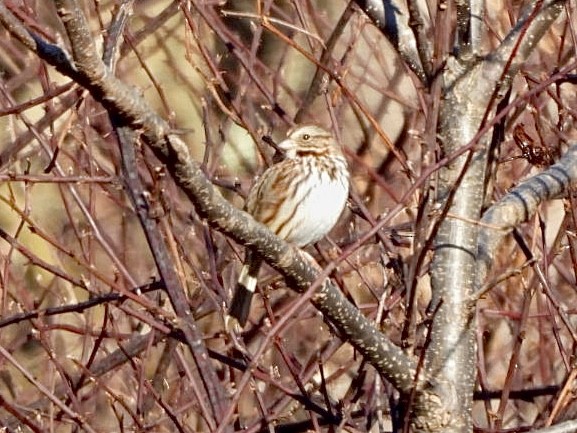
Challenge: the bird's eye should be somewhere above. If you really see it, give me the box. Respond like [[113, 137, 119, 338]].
[[302, 133, 310, 141]]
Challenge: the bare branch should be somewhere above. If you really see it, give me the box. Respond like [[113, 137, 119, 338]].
[[0, 345, 99, 433], [423, 0, 566, 431], [0, 0, 574, 430], [295, 2, 355, 123], [477, 144, 577, 290], [51, 0, 228, 424], [353, 0, 427, 82], [1, 0, 418, 397], [469, 0, 485, 54], [530, 420, 577, 433], [407, 0, 432, 78]]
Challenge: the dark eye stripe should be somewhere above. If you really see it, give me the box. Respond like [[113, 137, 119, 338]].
[[296, 149, 326, 157]]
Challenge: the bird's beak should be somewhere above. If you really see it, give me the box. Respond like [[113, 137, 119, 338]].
[[276, 137, 294, 152], [262, 134, 289, 162]]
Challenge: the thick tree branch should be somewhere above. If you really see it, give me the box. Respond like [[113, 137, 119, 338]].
[[51, 0, 228, 426], [469, 0, 484, 54], [422, 0, 566, 431], [1, 1, 570, 431], [476, 144, 577, 290], [163, 132, 419, 393], [0, 0, 419, 397], [406, 0, 432, 78], [353, 0, 427, 82]]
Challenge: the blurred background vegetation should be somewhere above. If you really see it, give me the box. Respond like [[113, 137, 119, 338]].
[[0, 0, 576, 431]]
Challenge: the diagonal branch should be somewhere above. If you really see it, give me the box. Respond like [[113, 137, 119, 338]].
[[51, 0, 227, 425], [0, 0, 419, 397], [421, 0, 566, 431], [476, 144, 577, 291], [352, 0, 427, 82]]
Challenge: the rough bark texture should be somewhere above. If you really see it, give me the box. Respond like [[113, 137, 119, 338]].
[[0, 0, 574, 431], [419, 1, 566, 431]]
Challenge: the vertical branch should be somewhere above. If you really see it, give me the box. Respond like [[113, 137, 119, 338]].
[[407, 0, 432, 79], [470, 0, 485, 54], [115, 127, 224, 428], [295, 1, 355, 123], [353, 0, 427, 82], [454, 0, 471, 52], [52, 0, 229, 426], [421, 1, 566, 431]]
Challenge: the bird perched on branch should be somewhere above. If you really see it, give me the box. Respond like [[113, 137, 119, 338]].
[[227, 124, 350, 328]]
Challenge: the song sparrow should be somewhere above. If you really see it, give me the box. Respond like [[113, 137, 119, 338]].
[[228, 124, 350, 328]]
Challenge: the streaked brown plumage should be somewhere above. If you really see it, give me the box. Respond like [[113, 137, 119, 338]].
[[227, 125, 349, 328]]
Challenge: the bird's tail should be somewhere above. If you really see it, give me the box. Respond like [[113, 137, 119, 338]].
[[227, 252, 262, 328]]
